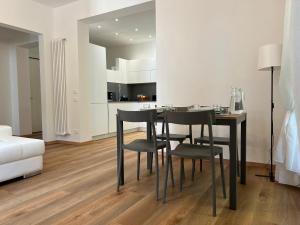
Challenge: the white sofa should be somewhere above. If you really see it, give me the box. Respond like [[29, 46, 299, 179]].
[[0, 125, 45, 182]]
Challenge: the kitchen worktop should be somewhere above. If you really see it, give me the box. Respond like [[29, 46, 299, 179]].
[[108, 101, 156, 103]]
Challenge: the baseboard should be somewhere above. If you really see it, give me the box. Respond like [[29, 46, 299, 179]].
[[92, 128, 140, 141], [222, 159, 275, 168], [44, 128, 144, 145], [45, 141, 58, 145]]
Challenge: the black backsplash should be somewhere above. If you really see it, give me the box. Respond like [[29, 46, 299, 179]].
[[107, 82, 156, 101]]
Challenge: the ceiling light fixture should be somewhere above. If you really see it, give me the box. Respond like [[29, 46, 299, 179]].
[[115, 32, 119, 36], [149, 35, 152, 38], [135, 28, 139, 32], [115, 18, 119, 22], [129, 38, 133, 41], [97, 25, 102, 29]]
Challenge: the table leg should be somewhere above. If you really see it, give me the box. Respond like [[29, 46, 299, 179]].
[[229, 122, 237, 210], [147, 122, 152, 170], [241, 119, 247, 184], [116, 116, 124, 185]]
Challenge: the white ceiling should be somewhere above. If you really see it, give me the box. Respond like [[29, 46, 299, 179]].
[[89, 9, 156, 47], [32, 0, 79, 8]]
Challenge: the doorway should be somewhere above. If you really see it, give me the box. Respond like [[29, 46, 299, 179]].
[[0, 25, 43, 139]]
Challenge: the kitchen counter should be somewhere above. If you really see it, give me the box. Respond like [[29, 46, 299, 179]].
[[108, 101, 156, 104]]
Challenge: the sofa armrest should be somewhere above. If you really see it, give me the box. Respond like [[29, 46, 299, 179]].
[[0, 126, 13, 136]]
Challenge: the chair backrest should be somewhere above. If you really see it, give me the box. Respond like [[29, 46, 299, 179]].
[[117, 109, 157, 123], [117, 109, 158, 145], [160, 107, 193, 137], [165, 110, 215, 125], [165, 110, 215, 149]]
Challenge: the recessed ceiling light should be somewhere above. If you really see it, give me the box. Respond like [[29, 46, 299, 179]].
[[148, 34, 152, 38], [129, 38, 133, 41], [115, 32, 119, 36], [97, 25, 102, 29], [135, 28, 139, 32], [115, 18, 119, 22]]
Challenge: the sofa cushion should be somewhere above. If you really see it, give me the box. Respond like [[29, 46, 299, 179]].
[[0, 126, 12, 137], [0, 142, 23, 164], [0, 137, 45, 165]]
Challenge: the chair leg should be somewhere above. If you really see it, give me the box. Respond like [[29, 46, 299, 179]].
[[170, 155, 175, 187], [149, 152, 153, 175], [200, 159, 203, 172], [210, 156, 216, 217], [220, 153, 226, 199], [179, 141, 185, 180], [155, 151, 159, 201], [163, 154, 170, 203], [180, 158, 184, 192], [192, 159, 196, 181], [237, 147, 240, 177], [161, 149, 164, 166], [117, 148, 123, 192], [182, 158, 185, 180], [137, 152, 140, 181]]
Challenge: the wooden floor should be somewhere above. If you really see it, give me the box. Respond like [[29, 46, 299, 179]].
[[0, 132, 299, 225]]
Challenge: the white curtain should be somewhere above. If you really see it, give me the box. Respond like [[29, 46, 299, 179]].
[[275, 0, 300, 186], [51, 39, 70, 136]]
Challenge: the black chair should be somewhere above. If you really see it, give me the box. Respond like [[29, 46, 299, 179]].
[[157, 107, 192, 166], [194, 125, 240, 176], [116, 109, 166, 200], [163, 110, 226, 217]]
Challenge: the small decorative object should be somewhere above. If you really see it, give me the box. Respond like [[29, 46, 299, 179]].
[[213, 104, 221, 114], [220, 107, 229, 114], [229, 87, 245, 114]]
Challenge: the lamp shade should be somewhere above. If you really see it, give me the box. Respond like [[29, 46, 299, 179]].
[[257, 44, 282, 71]]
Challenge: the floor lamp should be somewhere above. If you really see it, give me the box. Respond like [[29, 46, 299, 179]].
[[257, 44, 282, 182]]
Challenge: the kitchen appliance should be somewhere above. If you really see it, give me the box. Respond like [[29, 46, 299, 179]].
[[107, 92, 116, 101], [120, 95, 128, 101]]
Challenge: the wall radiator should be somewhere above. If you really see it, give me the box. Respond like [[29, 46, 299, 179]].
[[51, 39, 70, 136]]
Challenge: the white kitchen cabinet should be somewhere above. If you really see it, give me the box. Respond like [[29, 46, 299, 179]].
[[127, 71, 151, 84], [150, 70, 157, 82], [108, 58, 156, 84], [116, 58, 127, 83], [91, 103, 108, 136], [107, 59, 127, 84], [88, 44, 107, 103], [107, 70, 120, 83], [127, 59, 156, 72], [87, 44, 109, 137]]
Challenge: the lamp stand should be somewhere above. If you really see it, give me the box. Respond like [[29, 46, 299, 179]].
[[255, 66, 275, 182]]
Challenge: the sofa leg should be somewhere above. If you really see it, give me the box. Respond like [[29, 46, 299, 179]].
[[23, 170, 42, 179]]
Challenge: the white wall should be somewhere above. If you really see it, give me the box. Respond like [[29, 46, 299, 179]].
[[156, 0, 285, 163], [106, 41, 156, 69], [0, 0, 54, 141], [0, 42, 12, 126], [29, 46, 42, 133]]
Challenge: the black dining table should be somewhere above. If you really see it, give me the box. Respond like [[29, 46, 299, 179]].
[[116, 110, 247, 210]]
